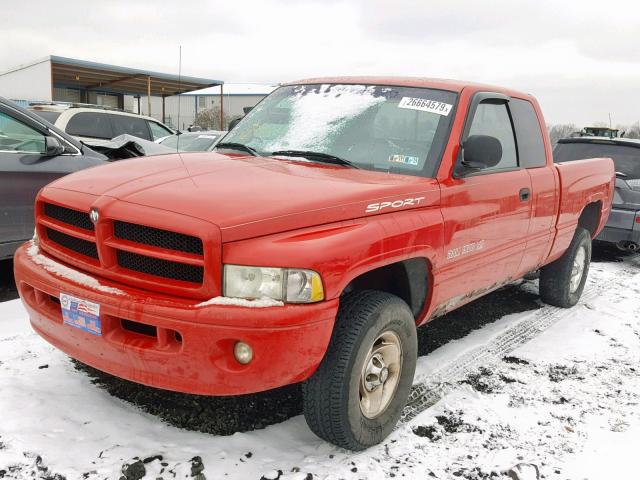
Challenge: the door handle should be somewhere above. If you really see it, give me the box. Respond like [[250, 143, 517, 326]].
[[519, 188, 531, 202]]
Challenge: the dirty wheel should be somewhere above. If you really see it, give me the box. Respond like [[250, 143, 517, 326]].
[[302, 290, 417, 450], [540, 227, 592, 307]]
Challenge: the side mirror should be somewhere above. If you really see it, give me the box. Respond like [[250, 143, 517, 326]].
[[462, 135, 502, 171], [228, 117, 242, 130], [44, 136, 65, 157]]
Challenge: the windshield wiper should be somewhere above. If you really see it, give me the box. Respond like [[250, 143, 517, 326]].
[[271, 150, 360, 169], [215, 142, 258, 156]]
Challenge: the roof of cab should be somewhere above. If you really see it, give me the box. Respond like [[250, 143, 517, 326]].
[[285, 76, 530, 97]]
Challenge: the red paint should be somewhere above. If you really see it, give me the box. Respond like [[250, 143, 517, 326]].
[[14, 78, 615, 396]]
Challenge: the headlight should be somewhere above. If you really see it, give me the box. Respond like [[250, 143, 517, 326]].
[[223, 265, 324, 303]]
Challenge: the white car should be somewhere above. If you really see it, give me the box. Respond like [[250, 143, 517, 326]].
[[27, 103, 175, 146]]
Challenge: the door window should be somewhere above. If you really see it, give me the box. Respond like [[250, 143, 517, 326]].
[[66, 112, 113, 139], [0, 111, 46, 153], [468, 102, 518, 170]]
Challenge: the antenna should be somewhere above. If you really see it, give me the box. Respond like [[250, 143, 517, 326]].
[[177, 45, 182, 152], [174, 45, 195, 185]]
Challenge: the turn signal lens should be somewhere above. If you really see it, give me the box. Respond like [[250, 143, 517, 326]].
[[286, 269, 325, 303]]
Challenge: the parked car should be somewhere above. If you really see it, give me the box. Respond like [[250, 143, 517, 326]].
[[27, 103, 175, 146], [14, 78, 614, 450], [554, 137, 640, 251], [0, 97, 107, 260], [0, 98, 174, 260], [157, 130, 225, 152]]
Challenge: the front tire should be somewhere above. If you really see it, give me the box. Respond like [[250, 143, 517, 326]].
[[540, 227, 592, 307], [302, 290, 417, 450]]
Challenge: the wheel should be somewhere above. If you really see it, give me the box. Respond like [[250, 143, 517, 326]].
[[302, 290, 417, 450], [540, 227, 592, 307]]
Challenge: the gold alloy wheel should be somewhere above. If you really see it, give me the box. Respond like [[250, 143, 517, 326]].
[[359, 330, 403, 419]]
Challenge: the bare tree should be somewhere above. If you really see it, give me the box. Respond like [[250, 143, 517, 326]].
[[193, 106, 222, 130], [548, 123, 578, 146], [619, 122, 640, 139]]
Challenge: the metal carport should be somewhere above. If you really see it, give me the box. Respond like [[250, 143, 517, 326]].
[[48, 55, 223, 124]]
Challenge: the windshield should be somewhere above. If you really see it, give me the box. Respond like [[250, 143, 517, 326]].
[[30, 110, 61, 124], [554, 142, 640, 179], [161, 134, 219, 152], [220, 84, 457, 177]]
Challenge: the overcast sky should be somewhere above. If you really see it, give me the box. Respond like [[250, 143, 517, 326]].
[[2, 0, 640, 126]]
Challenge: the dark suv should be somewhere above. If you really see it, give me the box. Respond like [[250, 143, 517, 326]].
[[554, 137, 640, 251], [0, 97, 107, 259]]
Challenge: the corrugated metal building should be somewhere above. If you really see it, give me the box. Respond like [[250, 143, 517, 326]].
[[0, 55, 223, 127], [0, 55, 278, 130]]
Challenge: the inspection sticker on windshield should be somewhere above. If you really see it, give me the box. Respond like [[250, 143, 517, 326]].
[[60, 293, 101, 336], [389, 154, 419, 166], [398, 97, 453, 116]]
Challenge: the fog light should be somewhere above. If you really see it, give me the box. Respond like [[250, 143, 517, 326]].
[[234, 341, 253, 364]]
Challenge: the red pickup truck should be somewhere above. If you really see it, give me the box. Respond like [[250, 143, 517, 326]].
[[14, 77, 614, 450]]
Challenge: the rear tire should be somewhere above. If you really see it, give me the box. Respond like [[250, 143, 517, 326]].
[[540, 227, 592, 308], [302, 290, 417, 450]]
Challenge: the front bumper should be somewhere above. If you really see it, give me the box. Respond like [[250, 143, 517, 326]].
[[595, 208, 640, 245], [14, 243, 338, 396]]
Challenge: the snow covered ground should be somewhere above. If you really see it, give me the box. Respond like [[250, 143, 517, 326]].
[[1, 251, 639, 480]]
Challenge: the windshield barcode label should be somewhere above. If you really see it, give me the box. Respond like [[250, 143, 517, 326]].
[[398, 97, 453, 116]]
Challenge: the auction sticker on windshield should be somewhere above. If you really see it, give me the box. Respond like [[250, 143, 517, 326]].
[[398, 97, 453, 116], [60, 293, 102, 336]]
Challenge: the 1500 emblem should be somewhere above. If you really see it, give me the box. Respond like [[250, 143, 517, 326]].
[[366, 197, 425, 213], [447, 240, 486, 259]]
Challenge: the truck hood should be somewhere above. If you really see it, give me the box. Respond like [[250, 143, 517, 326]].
[[46, 152, 440, 242]]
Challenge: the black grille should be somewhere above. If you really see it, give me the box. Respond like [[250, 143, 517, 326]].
[[44, 203, 94, 231], [117, 250, 203, 283], [114, 221, 203, 255], [46, 228, 98, 259]]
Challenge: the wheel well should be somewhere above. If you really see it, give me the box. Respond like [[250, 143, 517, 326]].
[[578, 201, 602, 237], [343, 258, 429, 319]]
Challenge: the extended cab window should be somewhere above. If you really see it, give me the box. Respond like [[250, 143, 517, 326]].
[[0, 111, 46, 153], [510, 99, 546, 168], [220, 84, 458, 177], [110, 115, 151, 140], [467, 102, 518, 170], [66, 112, 113, 139]]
